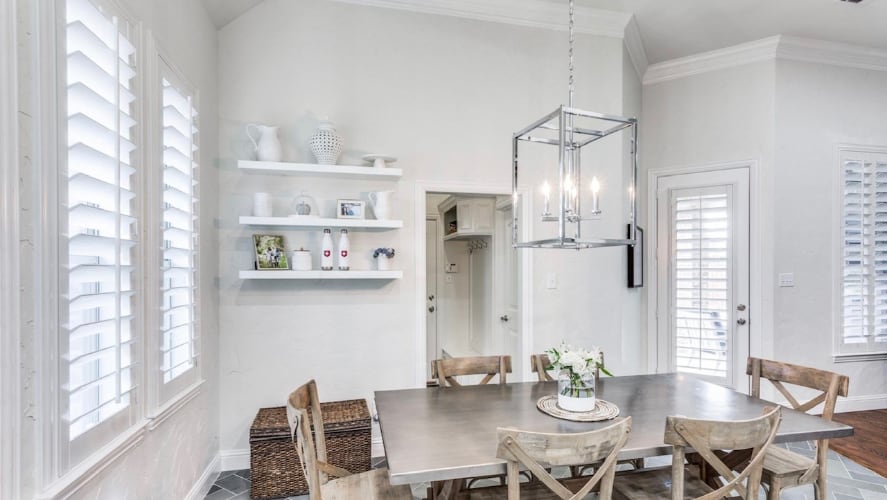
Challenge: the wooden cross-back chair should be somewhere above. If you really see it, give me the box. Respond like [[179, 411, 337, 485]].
[[613, 406, 782, 500], [286, 380, 411, 500], [530, 353, 603, 382], [432, 355, 512, 387], [457, 417, 632, 500], [747, 357, 849, 500]]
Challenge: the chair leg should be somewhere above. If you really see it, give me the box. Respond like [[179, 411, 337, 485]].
[[767, 478, 781, 500]]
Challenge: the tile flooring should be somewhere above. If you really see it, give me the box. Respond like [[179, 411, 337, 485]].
[[205, 443, 887, 499]]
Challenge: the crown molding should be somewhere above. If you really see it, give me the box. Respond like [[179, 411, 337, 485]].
[[644, 35, 887, 85], [623, 16, 648, 78], [328, 0, 632, 38], [643, 36, 779, 85]]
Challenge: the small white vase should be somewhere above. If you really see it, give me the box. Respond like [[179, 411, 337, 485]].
[[309, 120, 344, 165], [557, 371, 596, 412], [246, 124, 282, 162], [376, 257, 392, 271]]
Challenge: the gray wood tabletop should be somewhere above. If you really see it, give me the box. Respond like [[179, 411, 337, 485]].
[[373, 373, 854, 485]]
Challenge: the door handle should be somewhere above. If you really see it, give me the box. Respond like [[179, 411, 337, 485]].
[[428, 295, 435, 301], [737, 318, 747, 325], [737, 304, 746, 311], [500, 315, 509, 322], [428, 306, 435, 313]]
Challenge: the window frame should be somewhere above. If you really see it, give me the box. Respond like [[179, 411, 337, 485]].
[[834, 144, 887, 362]]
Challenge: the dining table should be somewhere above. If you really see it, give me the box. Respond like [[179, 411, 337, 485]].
[[374, 373, 853, 491]]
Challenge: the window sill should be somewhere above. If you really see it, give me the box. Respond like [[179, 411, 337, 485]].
[[37, 380, 205, 499], [147, 379, 205, 431], [833, 351, 887, 363]]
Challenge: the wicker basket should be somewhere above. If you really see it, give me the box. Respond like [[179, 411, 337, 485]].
[[249, 399, 371, 499]]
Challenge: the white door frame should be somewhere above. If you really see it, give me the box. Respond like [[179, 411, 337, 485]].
[[414, 182, 533, 386], [646, 160, 764, 392]]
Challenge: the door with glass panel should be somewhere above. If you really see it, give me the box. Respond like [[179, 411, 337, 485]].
[[656, 168, 750, 389]]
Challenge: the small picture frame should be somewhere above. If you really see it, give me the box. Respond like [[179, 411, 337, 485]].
[[253, 234, 289, 270], [336, 199, 365, 219], [627, 224, 644, 288]]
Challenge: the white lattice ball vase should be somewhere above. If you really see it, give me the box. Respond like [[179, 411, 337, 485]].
[[309, 120, 344, 165]]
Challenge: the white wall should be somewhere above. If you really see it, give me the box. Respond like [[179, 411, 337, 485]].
[[16, 0, 220, 498], [772, 59, 887, 405], [218, 0, 642, 457]]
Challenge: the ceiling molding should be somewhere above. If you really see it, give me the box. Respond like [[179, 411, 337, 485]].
[[776, 35, 887, 73], [623, 16, 648, 79], [644, 35, 887, 85], [643, 36, 779, 85], [328, 0, 632, 38]]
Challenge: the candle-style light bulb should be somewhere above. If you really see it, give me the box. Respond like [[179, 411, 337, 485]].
[[541, 181, 551, 216], [591, 176, 601, 214]]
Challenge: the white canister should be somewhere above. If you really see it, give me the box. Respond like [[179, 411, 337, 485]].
[[253, 192, 273, 217], [291, 249, 312, 271]]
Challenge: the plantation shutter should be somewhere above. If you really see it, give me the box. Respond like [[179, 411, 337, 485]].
[[64, 0, 138, 443], [161, 68, 198, 384], [671, 188, 731, 380], [842, 151, 887, 350]]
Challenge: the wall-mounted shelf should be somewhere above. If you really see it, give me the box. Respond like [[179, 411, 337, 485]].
[[238, 160, 402, 180], [239, 270, 402, 280], [239, 216, 403, 229], [443, 232, 492, 242]]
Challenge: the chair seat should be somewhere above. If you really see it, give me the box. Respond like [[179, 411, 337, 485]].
[[762, 447, 818, 480], [320, 468, 412, 500], [612, 466, 715, 500]]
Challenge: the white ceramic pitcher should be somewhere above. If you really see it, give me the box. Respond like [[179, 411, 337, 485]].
[[246, 124, 282, 162], [368, 191, 394, 220]]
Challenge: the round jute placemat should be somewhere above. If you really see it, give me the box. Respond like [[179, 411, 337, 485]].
[[536, 395, 620, 422]]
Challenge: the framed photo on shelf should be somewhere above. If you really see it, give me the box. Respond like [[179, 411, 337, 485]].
[[336, 199, 365, 219], [253, 234, 289, 270], [627, 225, 644, 288]]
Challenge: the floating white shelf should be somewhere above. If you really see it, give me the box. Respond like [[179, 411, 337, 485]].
[[239, 270, 402, 280], [238, 160, 402, 180], [443, 231, 492, 241], [239, 216, 403, 229]]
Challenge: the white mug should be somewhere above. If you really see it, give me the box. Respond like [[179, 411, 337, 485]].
[[253, 192, 273, 217], [368, 191, 394, 220]]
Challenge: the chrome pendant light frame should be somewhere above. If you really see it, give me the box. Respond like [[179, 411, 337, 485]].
[[512, 0, 638, 250]]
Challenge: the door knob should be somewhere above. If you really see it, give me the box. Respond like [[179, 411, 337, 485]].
[[428, 306, 435, 313], [500, 315, 509, 322], [737, 318, 747, 325]]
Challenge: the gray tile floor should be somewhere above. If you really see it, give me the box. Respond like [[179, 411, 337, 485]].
[[205, 443, 887, 499]]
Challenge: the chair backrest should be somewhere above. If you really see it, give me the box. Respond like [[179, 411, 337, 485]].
[[746, 357, 849, 420], [431, 355, 512, 387], [664, 406, 781, 500], [287, 380, 355, 500], [530, 352, 604, 382], [496, 417, 631, 500]]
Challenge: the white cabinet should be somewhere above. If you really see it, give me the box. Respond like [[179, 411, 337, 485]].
[[440, 196, 495, 240]]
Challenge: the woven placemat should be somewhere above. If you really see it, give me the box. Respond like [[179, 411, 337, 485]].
[[536, 395, 620, 422]]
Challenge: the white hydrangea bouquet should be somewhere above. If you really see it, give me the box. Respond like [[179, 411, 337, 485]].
[[546, 342, 612, 411]]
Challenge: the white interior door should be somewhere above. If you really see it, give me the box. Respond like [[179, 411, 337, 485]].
[[426, 218, 439, 380], [494, 201, 522, 378], [656, 168, 750, 390]]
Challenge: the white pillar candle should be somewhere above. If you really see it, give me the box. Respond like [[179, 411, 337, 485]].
[[253, 192, 272, 217]]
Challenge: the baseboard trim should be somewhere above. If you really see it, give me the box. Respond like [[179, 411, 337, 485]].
[[184, 454, 220, 500], [835, 394, 887, 413], [219, 449, 250, 471]]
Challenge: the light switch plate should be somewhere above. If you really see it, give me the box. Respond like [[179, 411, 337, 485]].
[[778, 273, 794, 287], [546, 272, 557, 289]]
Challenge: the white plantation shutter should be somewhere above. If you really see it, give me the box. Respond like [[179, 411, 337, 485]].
[[841, 150, 887, 352], [64, 0, 138, 447], [160, 66, 198, 386], [671, 188, 731, 380]]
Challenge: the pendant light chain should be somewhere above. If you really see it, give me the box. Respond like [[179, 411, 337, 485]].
[[568, 0, 575, 108]]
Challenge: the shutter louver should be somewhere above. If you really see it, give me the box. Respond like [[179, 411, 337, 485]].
[[842, 154, 887, 347], [65, 0, 137, 440], [161, 75, 198, 384], [672, 192, 730, 379]]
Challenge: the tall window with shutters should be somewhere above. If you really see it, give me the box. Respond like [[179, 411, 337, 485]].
[[840, 148, 887, 356], [63, 0, 139, 460], [159, 62, 199, 394]]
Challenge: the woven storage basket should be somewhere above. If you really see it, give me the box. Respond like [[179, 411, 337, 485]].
[[249, 399, 371, 499]]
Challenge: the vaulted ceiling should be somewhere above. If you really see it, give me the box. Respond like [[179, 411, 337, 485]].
[[200, 0, 887, 64]]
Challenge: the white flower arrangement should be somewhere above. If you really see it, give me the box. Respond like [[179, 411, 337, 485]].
[[546, 342, 612, 397]]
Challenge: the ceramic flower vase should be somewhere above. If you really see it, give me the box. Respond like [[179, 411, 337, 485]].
[[557, 370, 596, 412], [309, 120, 344, 165], [376, 256, 392, 271]]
